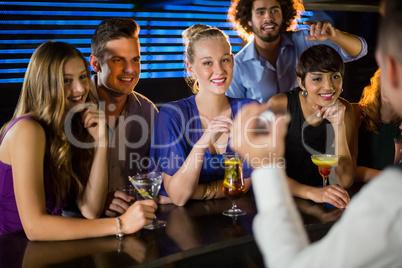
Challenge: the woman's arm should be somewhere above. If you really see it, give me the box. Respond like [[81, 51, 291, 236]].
[[333, 99, 356, 188], [76, 108, 108, 219], [352, 104, 383, 182], [287, 177, 349, 209], [315, 99, 355, 188], [10, 119, 156, 241], [163, 117, 233, 206]]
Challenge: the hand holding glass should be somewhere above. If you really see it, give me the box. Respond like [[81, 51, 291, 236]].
[[129, 171, 166, 230]]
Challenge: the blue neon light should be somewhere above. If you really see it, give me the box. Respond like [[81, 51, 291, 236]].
[[0, 29, 95, 35], [232, 46, 242, 53], [148, 47, 186, 53], [193, 0, 231, 6], [0, 68, 27, 74], [0, 55, 189, 65], [0, 78, 24, 83], [149, 71, 186, 79], [0, 39, 91, 44], [148, 38, 183, 44], [150, 29, 184, 35], [134, 12, 227, 20], [0, 59, 30, 64], [299, 11, 314, 16], [223, 30, 241, 36], [149, 63, 185, 70], [295, 18, 310, 23], [0, 29, 148, 35], [147, 29, 240, 37], [294, 25, 309, 30], [0, 47, 91, 54], [163, 5, 228, 13], [0, 20, 148, 26], [0, 2, 134, 9], [0, 11, 134, 17], [149, 21, 234, 28], [229, 38, 243, 44], [0, 72, 191, 82], [145, 55, 186, 61]]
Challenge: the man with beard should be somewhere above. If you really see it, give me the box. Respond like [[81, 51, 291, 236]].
[[226, 0, 367, 103], [89, 18, 159, 217]]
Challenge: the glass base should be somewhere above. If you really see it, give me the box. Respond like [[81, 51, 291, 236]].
[[222, 208, 246, 217], [143, 220, 166, 230]]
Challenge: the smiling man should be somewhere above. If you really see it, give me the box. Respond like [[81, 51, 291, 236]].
[[90, 18, 158, 217], [226, 0, 368, 103]]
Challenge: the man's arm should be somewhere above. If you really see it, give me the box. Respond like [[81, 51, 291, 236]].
[[231, 103, 402, 268], [304, 21, 366, 57], [252, 166, 309, 267]]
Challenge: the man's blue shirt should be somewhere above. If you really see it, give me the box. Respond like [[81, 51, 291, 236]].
[[226, 29, 368, 103]]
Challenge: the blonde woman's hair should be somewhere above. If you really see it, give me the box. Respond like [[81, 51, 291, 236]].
[[359, 69, 400, 132], [183, 24, 231, 94], [0, 41, 96, 206]]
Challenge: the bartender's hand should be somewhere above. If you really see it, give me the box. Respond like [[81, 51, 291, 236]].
[[104, 191, 135, 217], [307, 184, 350, 209], [230, 103, 288, 168]]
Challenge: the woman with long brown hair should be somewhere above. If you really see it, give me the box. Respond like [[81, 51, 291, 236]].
[[0, 41, 156, 240]]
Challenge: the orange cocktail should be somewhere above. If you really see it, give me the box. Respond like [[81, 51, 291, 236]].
[[311, 154, 339, 186]]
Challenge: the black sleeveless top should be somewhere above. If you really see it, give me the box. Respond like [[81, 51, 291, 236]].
[[285, 88, 335, 187]]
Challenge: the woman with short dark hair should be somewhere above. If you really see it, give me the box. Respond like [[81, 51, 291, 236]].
[[268, 44, 355, 208]]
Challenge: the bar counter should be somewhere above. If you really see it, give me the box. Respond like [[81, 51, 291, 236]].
[[0, 191, 354, 268]]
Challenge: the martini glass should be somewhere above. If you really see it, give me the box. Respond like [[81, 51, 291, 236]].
[[129, 171, 166, 230], [311, 154, 340, 187], [222, 153, 246, 216]]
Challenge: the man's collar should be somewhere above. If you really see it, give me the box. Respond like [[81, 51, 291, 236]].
[[242, 33, 294, 62], [90, 74, 141, 113]]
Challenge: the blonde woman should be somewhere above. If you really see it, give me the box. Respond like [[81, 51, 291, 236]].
[[150, 24, 257, 206], [0, 41, 156, 240]]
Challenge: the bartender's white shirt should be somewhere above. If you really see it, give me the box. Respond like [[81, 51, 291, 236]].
[[252, 166, 402, 268]]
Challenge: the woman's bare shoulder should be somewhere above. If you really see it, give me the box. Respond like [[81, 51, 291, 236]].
[[5, 117, 46, 145], [267, 93, 288, 110]]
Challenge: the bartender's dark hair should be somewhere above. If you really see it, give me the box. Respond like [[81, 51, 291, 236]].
[[295, 45, 344, 86]]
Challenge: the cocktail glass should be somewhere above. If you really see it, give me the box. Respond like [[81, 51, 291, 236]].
[[311, 154, 340, 187], [222, 153, 246, 216], [129, 171, 166, 230]]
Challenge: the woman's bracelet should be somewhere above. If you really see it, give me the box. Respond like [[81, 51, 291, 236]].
[[213, 181, 219, 198], [202, 183, 211, 200], [116, 217, 125, 239]]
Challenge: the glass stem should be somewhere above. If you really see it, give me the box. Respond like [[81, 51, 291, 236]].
[[231, 201, 237, 210], [322, 176, 328, 187]]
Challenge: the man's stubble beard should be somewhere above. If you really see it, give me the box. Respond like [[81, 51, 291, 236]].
[[252, 23, 281, 43]]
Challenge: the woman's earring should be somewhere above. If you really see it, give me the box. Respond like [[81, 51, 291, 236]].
[[301, 90, 308, 98]]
